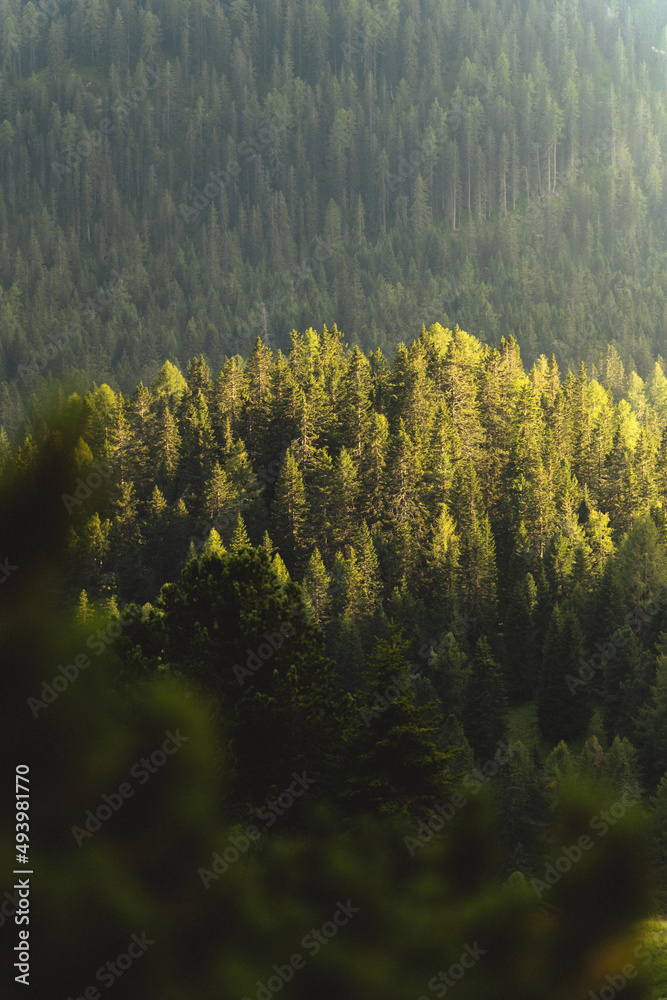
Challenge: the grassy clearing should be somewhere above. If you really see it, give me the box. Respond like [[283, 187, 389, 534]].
[[507, 700, 542, 755]]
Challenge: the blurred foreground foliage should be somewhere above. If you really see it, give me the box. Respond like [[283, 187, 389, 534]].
[[0, 406, 659, 998]]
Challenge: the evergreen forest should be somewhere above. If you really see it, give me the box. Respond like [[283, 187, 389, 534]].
[[3, 0, 667, 997]]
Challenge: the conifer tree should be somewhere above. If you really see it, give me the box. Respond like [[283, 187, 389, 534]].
[[230, 514, 251, 552], [302, 547, 332, 632], [271, 447, 308, 568], [340, 624, 458, 818], [331, 445, 360, 550], [360, 410, 389, 523], [426, 633, 469, 717], [339, 345, 373, 460], [462, 637, 508, 762], [502, 571, 539, 701], [331, 609, 366, 690], [152, 402, 181, 484], [426, 505, 461, 609], [605, 735, 641, 796], [537, 604, 592, 745], [305, 447, 334, 560], [601, 628, 648, 744], [495, 741, 545, 873], [75, 588, 90, 624]]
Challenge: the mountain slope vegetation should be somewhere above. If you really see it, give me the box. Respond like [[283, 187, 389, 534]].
[[1, 0, 667, 435]]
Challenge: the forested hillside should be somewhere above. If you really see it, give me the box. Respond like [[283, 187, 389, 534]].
[[6, 1, 667, 995], [2, 0, 667, 435], [4, 322, 667, 891]]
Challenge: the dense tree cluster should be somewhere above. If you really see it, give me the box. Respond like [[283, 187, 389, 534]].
[[2, 0, 667, 434], [6, 324, 667, 880]]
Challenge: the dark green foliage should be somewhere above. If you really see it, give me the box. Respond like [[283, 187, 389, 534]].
[[4, 0, 667, 435], [502, 572, 540, 701], [121, 544, 344, 809], [462, 637, 509, 764], [602, 629, 652, 745], [341, 625, 458, 818], [537, 605, 593, 745], [494, 741, 546, 873], [639, 654, 667, 787], [0, 263, 664, 996], [425, 633, 470, 718]]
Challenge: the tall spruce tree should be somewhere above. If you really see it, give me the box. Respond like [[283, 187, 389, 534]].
[[537, 604, 592, 745]]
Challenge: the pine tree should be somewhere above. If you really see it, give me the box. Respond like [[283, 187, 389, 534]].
[[213, 356, 245, 442], [579, 735, 606, 780], [302, 547, 332, 632], [495, 741, 545, 873], [230, 514, 251, 552], [542, 740, 577, 793], [178, 388, 216, 490], [339, 346, 373, 460], [502, 572, 539, 701], [425, 633, 469, 717], [537, 604, 592, 745], [152, 402, 181, 485], [425, 505, 461, 609], [305, 447, 334, 560], [243, 337, 274, 462], [330, 446, 360, 550], [204, 461, 238, 526], [75, 589, 91, 624], [456, 509, 498, 639], [386, 419, 427, 540], [349, 520, 382, 620], [605, 735, 641, 796], [271, 447, 308, 568], [340, 625, 458, 817], [462, 637, 509, 763], [145, 484, 169, 586], [360, 410, 389, 523], [331, 609, 366, 690]]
